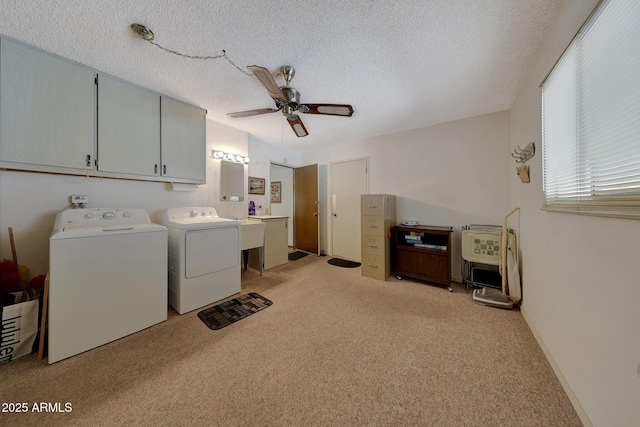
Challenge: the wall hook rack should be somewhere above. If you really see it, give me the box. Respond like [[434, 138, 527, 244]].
[[512, 142, 535, 163], [513, 142, 535, 183]]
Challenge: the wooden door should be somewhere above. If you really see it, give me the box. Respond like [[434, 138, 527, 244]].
[[330, 158, 369, 261], [294, 164, 319, 255]]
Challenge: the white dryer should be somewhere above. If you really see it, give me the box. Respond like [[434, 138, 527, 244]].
[[163, 207, 241, 314], [48, 208, 168, 364]]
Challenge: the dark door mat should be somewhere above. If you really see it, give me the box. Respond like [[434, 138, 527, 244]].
[[197, 293, 272, 330], [288, 251, 309, 260], [327, 258, 361, 268]]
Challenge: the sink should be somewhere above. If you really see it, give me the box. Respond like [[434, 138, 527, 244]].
[[240, 219, 266, 250]]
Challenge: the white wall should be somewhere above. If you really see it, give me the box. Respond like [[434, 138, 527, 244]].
[[0, 119, 248, 277], [510, 0, 640, 425], [299, 110, 512, 281]]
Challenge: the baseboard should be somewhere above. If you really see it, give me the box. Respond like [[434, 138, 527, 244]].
[[520, 306, 592, 427]]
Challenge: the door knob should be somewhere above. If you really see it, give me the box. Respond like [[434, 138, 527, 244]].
[[313, 212, 318, 217]]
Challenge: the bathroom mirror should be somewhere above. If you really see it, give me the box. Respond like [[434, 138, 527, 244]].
[[220, 160, 245, 202]]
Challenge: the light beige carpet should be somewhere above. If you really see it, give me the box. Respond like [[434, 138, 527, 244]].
[[0, 256, 582, 426]]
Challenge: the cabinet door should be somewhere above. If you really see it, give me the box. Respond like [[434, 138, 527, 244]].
[[0, 38, 95, 170], [248, 218, 289, 270], [97, 74, 160, 176], [397, 248, 450, 284], [160, 96, 205, 182]]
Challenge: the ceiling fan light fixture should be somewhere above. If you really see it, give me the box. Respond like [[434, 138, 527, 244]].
[[228, 65, 352, 137], [282, 104, 294, 117]]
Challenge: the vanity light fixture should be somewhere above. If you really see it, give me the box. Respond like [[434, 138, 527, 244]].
[[212, 150, 249, 164]]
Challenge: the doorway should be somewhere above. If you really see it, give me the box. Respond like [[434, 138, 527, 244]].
[[269, 162, 320, 255], [294, 164, 319, 255]]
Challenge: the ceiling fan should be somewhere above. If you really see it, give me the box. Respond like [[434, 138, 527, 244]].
[[228, 65, 354, 137]]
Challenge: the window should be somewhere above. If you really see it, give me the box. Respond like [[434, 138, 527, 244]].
[[541, 0, 640, 219]]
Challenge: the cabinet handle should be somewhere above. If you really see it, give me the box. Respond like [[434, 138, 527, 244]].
[[368, 244, 378, 248], [367, 264, 378, 268], [154, 164, 158, 174], [86, 154, 91, 167], [367, 225, 378, 228], [367, 205, 377, 208], [163, 164, 167, 174]]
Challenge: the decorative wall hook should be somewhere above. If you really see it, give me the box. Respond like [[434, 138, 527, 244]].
[[516, 164, 530, 183], [512, 142, 535, 164], [513, 142, 535, 183]]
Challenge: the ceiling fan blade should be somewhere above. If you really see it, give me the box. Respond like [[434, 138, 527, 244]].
[[287, 115, 308, 137], [300, 104, 354, 117], [247, 65, 286, 101], [227, 108, 279, 118]]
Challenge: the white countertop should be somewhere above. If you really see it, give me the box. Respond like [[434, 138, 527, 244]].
[[247, 215, 289, 220]]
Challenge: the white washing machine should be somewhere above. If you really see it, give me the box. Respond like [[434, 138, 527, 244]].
[[163, 207, 241, 314], [48, 208, 168, 364]]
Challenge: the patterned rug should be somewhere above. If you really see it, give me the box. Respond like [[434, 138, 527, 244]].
[[198, 293, 272, 330]]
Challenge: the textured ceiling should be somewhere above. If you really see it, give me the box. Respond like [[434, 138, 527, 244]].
[[0, 0, 562, 148]]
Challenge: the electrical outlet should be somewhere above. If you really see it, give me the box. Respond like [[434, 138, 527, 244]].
[[70, 195, 88, 207]]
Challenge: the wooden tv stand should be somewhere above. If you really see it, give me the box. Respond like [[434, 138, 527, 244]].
[[393, 224, 454, 291]]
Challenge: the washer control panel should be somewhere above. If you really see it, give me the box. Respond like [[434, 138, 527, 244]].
[[188, 208, 218, 218], [58, 208, 151, 227], [168, 207, 220, 220]]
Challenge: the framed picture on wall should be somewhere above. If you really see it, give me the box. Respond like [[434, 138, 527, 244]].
[[248, 177, 265, 195], [270, 181, 282, 203]]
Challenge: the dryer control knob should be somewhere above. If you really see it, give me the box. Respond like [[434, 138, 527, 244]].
[[103, 212, 116, 220], [122, 212, 131, 218], [189, 210, 198, 217], [84, 213, 95, 219]]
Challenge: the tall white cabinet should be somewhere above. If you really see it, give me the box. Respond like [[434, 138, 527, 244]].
[[0, 38, 95, 171]]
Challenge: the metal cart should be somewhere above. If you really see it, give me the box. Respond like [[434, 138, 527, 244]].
[[461, 224, 516, 292]]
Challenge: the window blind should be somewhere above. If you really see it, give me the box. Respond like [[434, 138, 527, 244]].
[[541, 0, 640, 218]]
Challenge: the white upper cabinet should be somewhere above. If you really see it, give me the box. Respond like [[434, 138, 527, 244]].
[[97, 74, 161, 176], [161, 96, 206, 183], [0, 38, 96, 170], [0, 37, 206, 184]]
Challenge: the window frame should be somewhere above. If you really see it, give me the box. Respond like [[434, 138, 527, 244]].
[[540, 0, 640, 220]]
